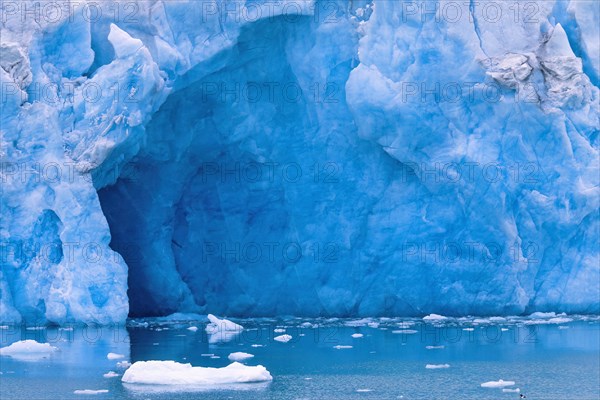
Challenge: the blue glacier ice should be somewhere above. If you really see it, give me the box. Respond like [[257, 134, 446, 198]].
[[0, 0, 598, 325]]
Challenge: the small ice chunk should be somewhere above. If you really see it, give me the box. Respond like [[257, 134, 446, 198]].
[[73, 389, 109, 395], [502, 388, 520, 393], [206, 314, 243, 344], [206, 314, 243, 332], [463, 328, 475, 331], [107, 352, 125, 360], [187, 326, 198, 332], [351, 333, 364, 338], [274, 334, 292, 343], [333, 345, 353, 349], [480, 379, 516, 388], [423, 314, 447, 321], [103, 371, 119, 378], [426, 345, 445, 349], [228, 352, 254, 362], [356, 388, 372, 392], [274, 328, 286, 333], [0, 340, 58, 360], [251, 344, 263, 347], [392, 329, 418, 334], [425, 364, 450, 369], [121, 361, 272, 385]]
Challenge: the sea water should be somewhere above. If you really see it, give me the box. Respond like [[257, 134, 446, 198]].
[[1, 316, 598, 399]]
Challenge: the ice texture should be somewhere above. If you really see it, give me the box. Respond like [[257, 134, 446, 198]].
[[1, 0, 598, 324]]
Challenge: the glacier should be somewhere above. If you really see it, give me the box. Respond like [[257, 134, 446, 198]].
[[0, 0, 598, 325]]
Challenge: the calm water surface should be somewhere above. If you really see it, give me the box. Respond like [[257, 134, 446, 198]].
[[1, 316, 598, 400]]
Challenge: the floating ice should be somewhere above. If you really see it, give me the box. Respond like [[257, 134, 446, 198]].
[[73, 389, 109, 395], [206, 314, 243, 332], [205, 315, 243, 344], [187, 326, 198, 332], [351, 333, 364, 338], [121, 361, 273, 385], [481, 380, 516, 388], [103, 371, 119, 378], [228, 352, 254, 362], [274, 335, 293, 343], [0, 340, 58, 360], [502, 388, 521, 393], [425, 364, 450, 369], [333, 345, 353, 349], [423, 314, 448, 321], [106, 352, 124, 360]]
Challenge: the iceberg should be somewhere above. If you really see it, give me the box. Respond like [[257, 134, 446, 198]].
[[1, 0, 598, 325], [121, 360, 273, 385]]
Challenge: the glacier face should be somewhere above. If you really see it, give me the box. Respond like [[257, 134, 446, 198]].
[[0, 1, 598, 324]]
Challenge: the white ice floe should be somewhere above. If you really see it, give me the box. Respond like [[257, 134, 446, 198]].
[[103, 371, 119, 378], [187, 326, 198, 332], [73, 389, 109, 395], [274, 334, 292, 343], [0, 340, 58, 360], [356, 388, 373, 392], [351, 333, 364, 338], [502, 388, 520, 393], [333, 345, 353, 349], [121, 361, 272, 385], [274, 328, 286, 333], [480, 379, 516, 388], [423, 314, 447, 321], [251, 344, 264, 347], [425, 364, 450, 369], [228, 352, 254, 362], [463, 328, 475, 331], [426, 345, 445, 349], [107, 352, 125, 360]]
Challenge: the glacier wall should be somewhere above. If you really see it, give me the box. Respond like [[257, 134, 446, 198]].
[[1, 0, 598, 324]]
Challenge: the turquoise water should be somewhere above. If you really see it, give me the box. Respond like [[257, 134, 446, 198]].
[[1, 316, 599, 399]]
